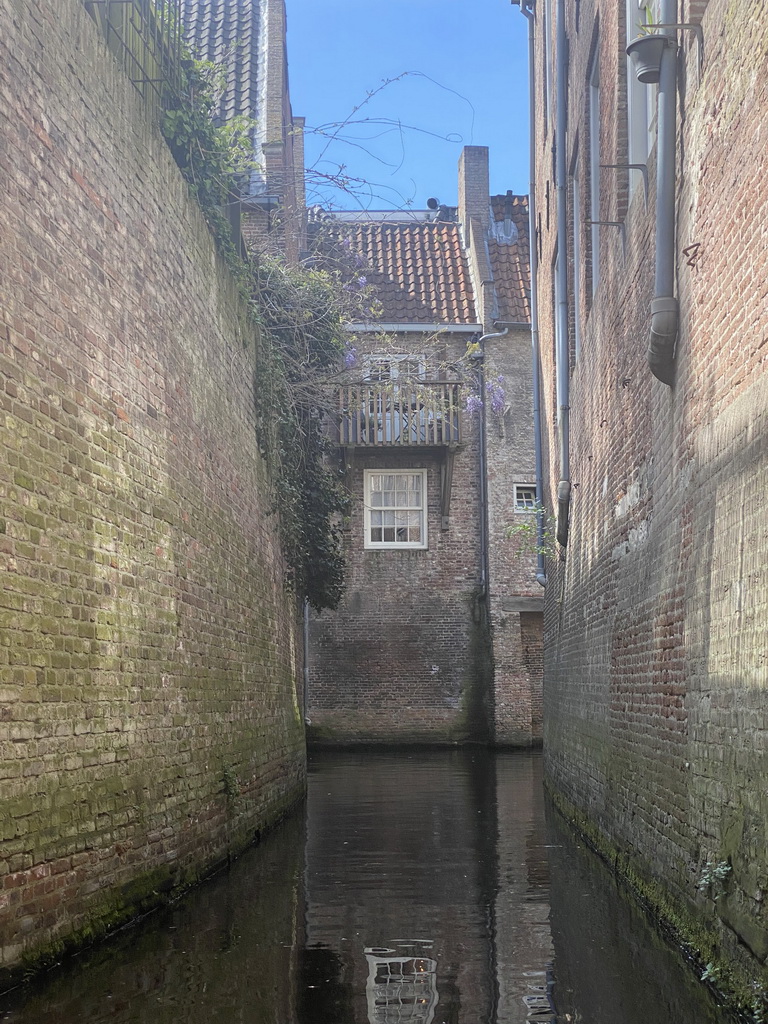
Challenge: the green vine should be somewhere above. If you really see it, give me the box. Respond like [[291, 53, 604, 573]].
[[159, 52, 353, 610], [252, 256, 352, 611], [506, 502, 556, 559], [161, 49, 257, 281]]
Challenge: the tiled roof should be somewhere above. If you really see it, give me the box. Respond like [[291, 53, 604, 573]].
[[179, 0, 266, 188], [310, 221, 478, 325], [488, 193, 531, 323]]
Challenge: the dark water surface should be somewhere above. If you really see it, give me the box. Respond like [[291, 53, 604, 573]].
[[1, 750, 731, 1023]]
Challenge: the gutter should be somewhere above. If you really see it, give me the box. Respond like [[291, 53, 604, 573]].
[[647, 0, 679, 385], [513, 0, 548, 586], [302, 597, 310, 724], [345, 323, 483, 334], [554, 0, 571, 547], [473, 328, 510, 600]]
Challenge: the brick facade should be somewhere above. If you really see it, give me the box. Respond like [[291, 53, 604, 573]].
[[308, 150, 542, 747], [534, 0, 768, 993], [0, 0, 305, 977], [309, 333, 491, 745]]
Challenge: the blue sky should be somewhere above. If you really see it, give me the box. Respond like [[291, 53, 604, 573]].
[[285, 0, 530, 212]]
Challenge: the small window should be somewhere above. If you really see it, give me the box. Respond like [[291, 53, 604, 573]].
[[365, 470, 428, 549], [514, 484, 538, 512], [363, 354, 425, 381]]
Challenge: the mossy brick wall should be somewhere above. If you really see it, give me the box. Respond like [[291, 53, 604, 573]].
[[535, 0, 768, 996], [0, 0, 305, 975]]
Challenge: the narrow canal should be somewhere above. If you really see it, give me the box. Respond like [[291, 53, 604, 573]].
[[1, 751, 731, 1023]]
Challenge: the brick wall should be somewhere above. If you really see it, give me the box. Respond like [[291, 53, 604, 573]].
[[0, 0, 305, 977], [308, 333, 492, 745], [536, 0, 768, 989], [484, 330, 543, 746]]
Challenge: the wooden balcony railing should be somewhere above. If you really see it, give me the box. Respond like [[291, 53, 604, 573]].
[[337, 381, 462, 447]]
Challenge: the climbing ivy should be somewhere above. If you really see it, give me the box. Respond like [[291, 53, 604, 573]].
[[161, 50, 257, 277], [159, 52, 355, 610], [252, 256, 356, 611]]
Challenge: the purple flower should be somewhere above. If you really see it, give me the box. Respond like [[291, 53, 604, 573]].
[[357, 275, 367, 287], [344, 346, 357, 369], [465, 393, 483, 416], [486, 379, 506, 415]]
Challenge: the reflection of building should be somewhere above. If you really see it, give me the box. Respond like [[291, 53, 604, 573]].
[[308, 148, 543, 747], [365, 948, 438, 1024], [301, 751, 560, 1024]]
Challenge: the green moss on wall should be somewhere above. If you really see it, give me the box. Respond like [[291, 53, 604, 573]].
[[546, 782, 768, 1022]]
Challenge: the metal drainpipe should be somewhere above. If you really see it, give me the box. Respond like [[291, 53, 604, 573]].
[[554, 0, 571, 548], [473, 328, 509, 600], [648, 0, 679, 385], [302, 597, 310, 724], [514, 0, 548, 587]]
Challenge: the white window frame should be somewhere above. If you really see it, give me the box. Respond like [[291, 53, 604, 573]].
[[626, 0, 658, 197], [514, 484, 538, 512], [362, 353, 426, 381], [364, 469, 428, 550]]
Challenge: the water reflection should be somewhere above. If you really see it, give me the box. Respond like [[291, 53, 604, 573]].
[[0, 751, 731, 1024]]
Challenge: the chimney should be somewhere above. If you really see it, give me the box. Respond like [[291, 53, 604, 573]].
[[458, 146, 490, 234]]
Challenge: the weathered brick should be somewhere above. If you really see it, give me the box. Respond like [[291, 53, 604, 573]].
[[534, 0, 768, 987], [0, 0, 306, 978]]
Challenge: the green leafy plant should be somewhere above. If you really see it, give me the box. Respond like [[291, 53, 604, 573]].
[[506, 501, 555, 559], [251, 255, 356, 610], [161, 51, 258, 277], [158, 52, 356, 610], [222, 763, 241, 806], [697, 860, 732, 899], [751, 984, 768, 1024], [701, 962, 723, 984], [637, 5, 658, 35]]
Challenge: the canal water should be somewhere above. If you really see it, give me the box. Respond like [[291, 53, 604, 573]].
[[1, 750, 732, 1024]]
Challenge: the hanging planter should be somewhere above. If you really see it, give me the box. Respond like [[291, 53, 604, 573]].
[[626, 34, 674, 84]]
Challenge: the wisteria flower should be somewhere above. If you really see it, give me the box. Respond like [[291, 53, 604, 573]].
[[465, 393, 484, 416], [486, 377, 506, 415]]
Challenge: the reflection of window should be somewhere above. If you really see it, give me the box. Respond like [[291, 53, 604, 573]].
[[365, 471, 427, 549], [515, 484, 538, 511], [365, 951, 438, 1024]]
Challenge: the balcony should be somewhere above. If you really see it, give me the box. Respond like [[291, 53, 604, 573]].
[[337, 381, 462, 448]]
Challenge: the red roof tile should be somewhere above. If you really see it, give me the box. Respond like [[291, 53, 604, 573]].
[[310, 220, 478, 325], [489, 194, 531, 323]]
